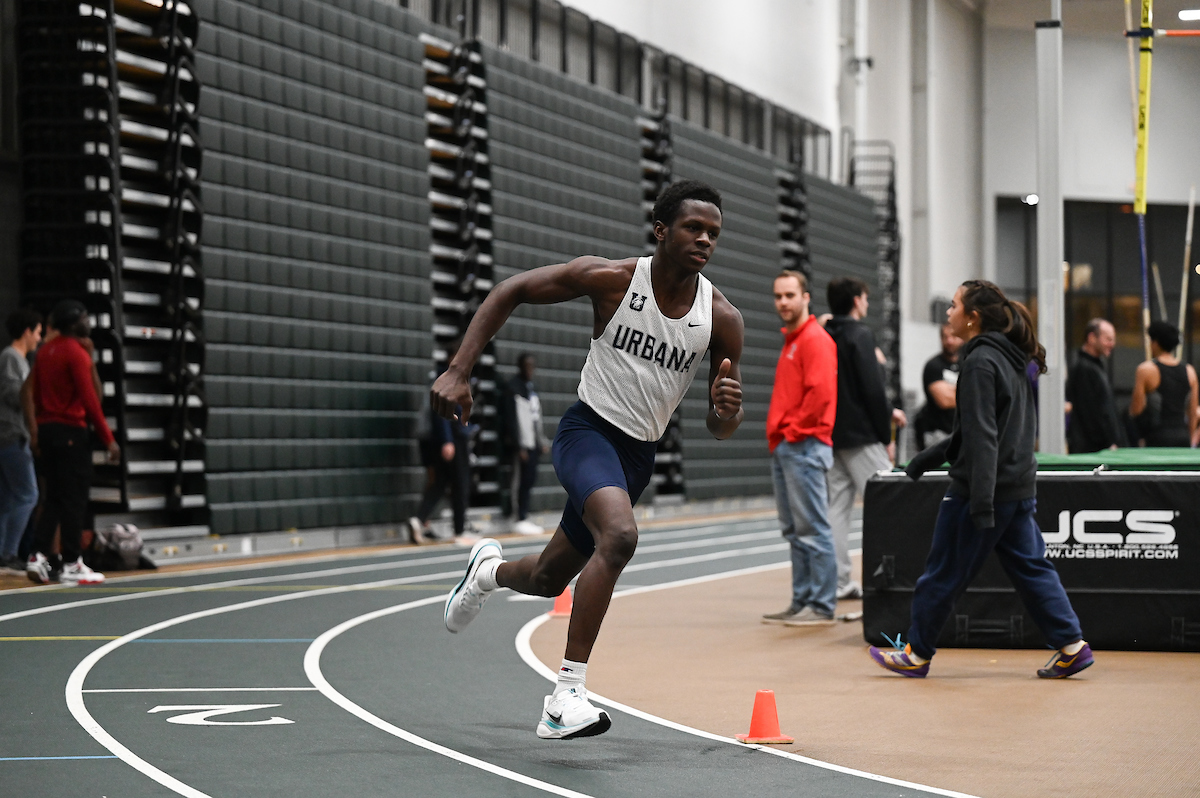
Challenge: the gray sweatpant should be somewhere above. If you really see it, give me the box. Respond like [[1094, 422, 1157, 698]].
[[827, 442, 891, 588]]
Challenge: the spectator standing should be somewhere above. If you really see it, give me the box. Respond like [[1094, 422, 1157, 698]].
[[409, 340, 474, 544], [823, 277, 906, 600], [915, 323, 962, 450], [25, 300, 118, 585], [762, 270, 840, 626], [1065, 318, 1124, 453], [505, 353, 550, 535], [1130, 321, 1199, 447], [0, 310, 43, 574]]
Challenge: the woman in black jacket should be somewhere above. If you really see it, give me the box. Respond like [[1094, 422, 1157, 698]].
[[869, 280, 1092, 679]]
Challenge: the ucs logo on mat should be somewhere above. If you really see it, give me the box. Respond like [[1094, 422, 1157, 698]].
[[1042, 510, 1179, 561]]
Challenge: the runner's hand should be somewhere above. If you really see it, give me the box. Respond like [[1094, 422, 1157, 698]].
[[430, 367, 473, 425], [106, 441, 121, 464], [711, 358, 741, 420]]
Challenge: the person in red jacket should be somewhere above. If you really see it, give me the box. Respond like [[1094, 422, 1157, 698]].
[[762, 270, 840, 626], [24, 300, 119, 586]]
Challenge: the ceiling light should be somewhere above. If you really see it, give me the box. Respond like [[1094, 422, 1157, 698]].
[[1180, 10, 1200, 20], [1022, 194, 1039, 205]]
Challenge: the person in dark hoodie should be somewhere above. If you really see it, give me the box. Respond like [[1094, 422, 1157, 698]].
[[868, 280, 1093, 679], [824, 277, 905, 600]]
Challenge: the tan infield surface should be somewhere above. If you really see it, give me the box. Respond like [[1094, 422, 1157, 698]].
[[531, 559, 1200, 798]]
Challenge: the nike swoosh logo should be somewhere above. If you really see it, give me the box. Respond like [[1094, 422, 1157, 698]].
[[687, 322, 702, 327], [547, 711, 562, 724]]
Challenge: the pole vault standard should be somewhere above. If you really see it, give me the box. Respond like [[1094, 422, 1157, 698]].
[[1131, 0, 1154, 360], [1035, 2, 1066, 453], [1124, 4, 1200, 357], [1124, 4, 1200, 359], [1178, 187, 1195, 360]]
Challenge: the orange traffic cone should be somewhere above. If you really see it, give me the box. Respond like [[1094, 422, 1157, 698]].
[[549, 586, 573, 617], [735, 690, 794, 744]]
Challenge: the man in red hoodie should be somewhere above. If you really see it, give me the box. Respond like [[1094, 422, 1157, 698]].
[[25, 300, 119, 585], [762, 270, 839, 625]]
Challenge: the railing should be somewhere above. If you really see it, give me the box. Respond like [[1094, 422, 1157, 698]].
[[402, 0, 833, 179], [850, 140, 902, 406]]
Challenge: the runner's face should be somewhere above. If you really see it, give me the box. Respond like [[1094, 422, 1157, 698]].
[[658, 200, 722, 271]]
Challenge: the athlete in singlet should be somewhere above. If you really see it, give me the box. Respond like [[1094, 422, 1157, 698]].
[[1130, 321, 1199, 447], [433, 180, 745, 739]]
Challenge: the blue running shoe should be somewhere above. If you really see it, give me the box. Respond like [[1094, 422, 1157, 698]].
[[868, 643, 930, 678], [444, 538, 502, 633], [1037, 643, 1094, 679]]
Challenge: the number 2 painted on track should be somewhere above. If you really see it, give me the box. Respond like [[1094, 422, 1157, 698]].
[[147, 704, 295, 726]]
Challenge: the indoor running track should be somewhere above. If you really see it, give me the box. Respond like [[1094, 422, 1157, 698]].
[[0, 518, 970, 798]]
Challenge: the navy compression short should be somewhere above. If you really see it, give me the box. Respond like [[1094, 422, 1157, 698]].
[[552, 401, 658, 556]]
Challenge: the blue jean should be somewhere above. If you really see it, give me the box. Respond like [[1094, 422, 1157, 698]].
[[771, 437, 837, 617], [907, 494, 1083, 660], [0, 441, 38, 559]]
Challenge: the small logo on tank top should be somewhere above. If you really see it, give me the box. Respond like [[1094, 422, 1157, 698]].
[[629, 293, 647, 311], [611, 325, 698, 372]]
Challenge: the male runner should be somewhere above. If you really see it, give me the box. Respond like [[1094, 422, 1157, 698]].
[[433, 180, 744, 740]]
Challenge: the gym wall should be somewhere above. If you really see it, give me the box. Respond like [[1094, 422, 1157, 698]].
[[483, 45, 644, 514], [192, 0, 433, 535], [186, 0, 878, 534], [670, 123, 880, 500]]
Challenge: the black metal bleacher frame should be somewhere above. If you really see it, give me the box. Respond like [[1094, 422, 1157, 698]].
[[423, 30, 502, 522], [18, 0, 208, 539]]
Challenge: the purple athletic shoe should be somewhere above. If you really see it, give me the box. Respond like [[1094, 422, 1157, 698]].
[[868, 644, 930, 678], [1037, 643, 1094, 679]]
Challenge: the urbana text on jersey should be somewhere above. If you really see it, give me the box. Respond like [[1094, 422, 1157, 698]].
[[610, 325, 699, 372]]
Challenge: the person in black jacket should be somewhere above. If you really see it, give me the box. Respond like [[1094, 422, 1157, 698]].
[[1065, 318, 1124, 453], [824, 278, 905, 600], [869, 280, 1092, 679]]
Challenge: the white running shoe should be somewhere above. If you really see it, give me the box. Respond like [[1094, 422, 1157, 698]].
[[536, 687, 611, 740], [512, 519, 543, 536], [444, 537, 501, 633], [59, 558, 105, 586]]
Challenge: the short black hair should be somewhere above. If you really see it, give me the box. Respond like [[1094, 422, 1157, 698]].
[[516, 352, 534, 369], [50, 299, 88, 332], [1147, 320, 1180, 351], [6, 309, 42, 341], [827, 276, 869, 316], [652, 179, 722, 227]]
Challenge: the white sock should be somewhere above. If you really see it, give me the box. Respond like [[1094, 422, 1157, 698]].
[[905, 646, 928, 665], [555, 658, 587, 696], [475, 559, 502, 592], [1062, 640, 1085, 655]]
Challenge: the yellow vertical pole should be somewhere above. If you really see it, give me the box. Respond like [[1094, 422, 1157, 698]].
[[1134, 0, 1153, 359]]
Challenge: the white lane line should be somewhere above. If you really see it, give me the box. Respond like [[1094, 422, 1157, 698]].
[[5, 518, 776, 598], [64, 570, 460, 798], [304, 602, 595, 798], [508, 542, 788, 601], [0, 546, 543, 625], [514, 569, 980, 798], [0, 525, 782, 624], [83, 688, 319, 693], [634, 528, 780, 555]]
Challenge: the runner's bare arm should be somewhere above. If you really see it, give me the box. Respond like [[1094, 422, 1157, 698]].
[[430, 256, 633, 423], [706, 288, 744, 440]]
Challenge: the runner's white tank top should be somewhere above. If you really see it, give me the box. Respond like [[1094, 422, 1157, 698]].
[[577, 256, 713, 442]]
